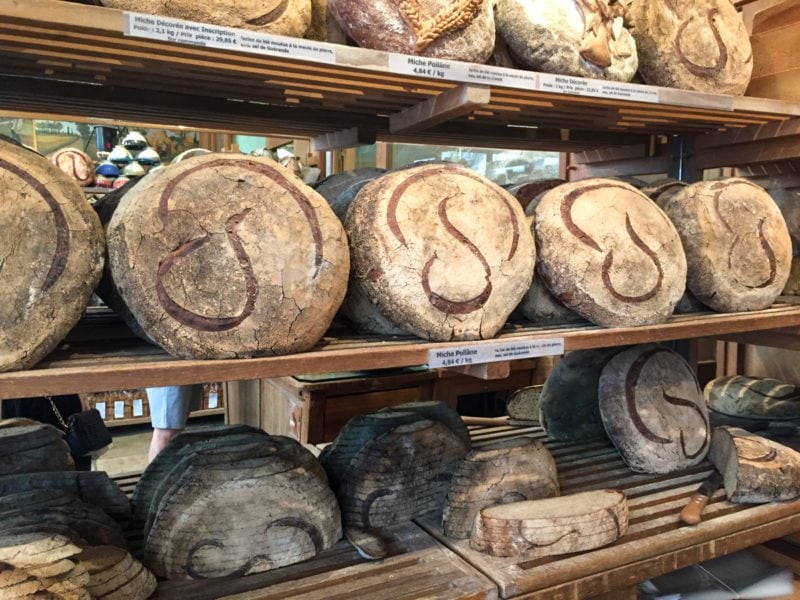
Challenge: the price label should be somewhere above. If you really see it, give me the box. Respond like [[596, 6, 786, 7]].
[[114, 400, 125, 419], [208, 391, 219, 409], [133, 399, 144, 417], [539, 73, 660, 104], [95, 402, 106, 420], [388, 54, 469, 81], [466, 64, 537, 89], [427, 338, 564, 369]]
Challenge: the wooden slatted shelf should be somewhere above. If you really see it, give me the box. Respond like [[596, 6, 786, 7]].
[[1, 0, 799, 150], [2, 303, 800, 400], [417, 423, 800, 599]]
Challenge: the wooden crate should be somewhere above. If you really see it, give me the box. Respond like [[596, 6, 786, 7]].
[[417, 424, 800, 599], [152, 523, 498, 600]]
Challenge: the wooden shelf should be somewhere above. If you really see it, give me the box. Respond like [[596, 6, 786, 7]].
[[102, 407, 224, 428], [3, 303, 800, 400], [1, 0, 799, 152]]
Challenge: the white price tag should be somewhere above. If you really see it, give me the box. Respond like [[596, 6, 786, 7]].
[[466, 64, 537, 89], [388, 54, 470, 81], [539, 73, 659, 104], [114, 401, 125, 419], [95, 402, 106, 420], [239, 32, 335, 63], [208, 391, 219, 409], [428, 338, 564, 369], [133, 399, 144, 417]]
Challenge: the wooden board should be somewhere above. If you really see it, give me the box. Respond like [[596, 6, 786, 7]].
[[0, 0, 798, 152], [152, 523, 497, 600], [417, 424, 800, 599], [3, 304, 800, 399]]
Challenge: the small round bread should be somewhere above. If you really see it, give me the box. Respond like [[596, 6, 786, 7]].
[[599, 344, 710, 474], [0, 139, 104, 372], [496, 0, 638, 81], [626, 1, 753, 95], [102, 0, 312, 38], [106, 154, 349, 359], [328, 0, 495, 62], [344, 163, 535, 341], [663, 178, 791, 312], [535, 179, 687, 327], [51, 148, 95, 187]]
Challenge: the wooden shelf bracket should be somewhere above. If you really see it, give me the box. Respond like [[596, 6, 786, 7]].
[[311, 127, 377, 152], [389, 84, 491, 135]]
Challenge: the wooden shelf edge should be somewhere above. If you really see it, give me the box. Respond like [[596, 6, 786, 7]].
[[101, 407, 224, 428], [1, 305, 800, 399]]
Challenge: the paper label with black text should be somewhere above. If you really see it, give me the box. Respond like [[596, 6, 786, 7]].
[[428, 338, 564, 368], [539, 73, 659, 104]]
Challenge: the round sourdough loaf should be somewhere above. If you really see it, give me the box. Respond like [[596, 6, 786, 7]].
[[496, 0, 638, 81], [328, 0, 495, 62], [625, 0, 753, 95], [102, 0, 312, 38], [599, 344, 710, 473], [534, 179, 687, 327], [51, 148, 95, 187], [106, 154, 349, 359], [344, 164, 535, 341], [516, 276, 583, 325], [663, 178, 791, 312], [0, 139, 104, 372]]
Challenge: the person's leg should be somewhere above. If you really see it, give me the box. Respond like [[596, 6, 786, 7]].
[[146, 386, 193, 461]]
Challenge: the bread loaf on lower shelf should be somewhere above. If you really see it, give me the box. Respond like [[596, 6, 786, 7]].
[[470, 489, 628, 558]]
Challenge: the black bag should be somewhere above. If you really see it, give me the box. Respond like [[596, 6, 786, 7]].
[[49, 399, 112, 458]]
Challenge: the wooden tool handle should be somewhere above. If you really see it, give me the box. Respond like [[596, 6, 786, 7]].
[[680, 494, 710, 525]]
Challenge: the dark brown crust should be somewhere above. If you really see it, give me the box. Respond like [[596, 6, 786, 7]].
[[674, 9, 728, 78], [562, 183, 663, 303], [361, 488, 393, 529], [650, 181, 686, 204], [0, 157, 69, 292], [265, 516, 324, 553], [246, 0, 289, 25], [625, 347, 671, 445], [155, 159, 324, 332]]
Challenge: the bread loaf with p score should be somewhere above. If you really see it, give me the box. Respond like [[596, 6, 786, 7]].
[[106, 154, 349, 359], [0, 139, 104, 372], [599, 344, 710, 474], [663, 178, 791, 313], [535, 178, 687, 327], [344, 164, 535, 341]]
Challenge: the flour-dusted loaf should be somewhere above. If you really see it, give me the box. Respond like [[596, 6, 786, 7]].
[[344, 164, 534, 341], [0, 140, 104, 372], [625, 0, 753, 95], [470, 489, 627, 558], [506, 385, 542, 422], [663, 178, 791, 313], [535, 179, 687, 327], [51, 148, 95, 187], [709, 426, 800, 503], [328, 0, 495, 62], [443, 437, 558, 539], [508, 179, 565, 213], [540, 348, 622, 441], [599, 345, 709, 473], [0, 422, 74, 475], [705, 376, 800, 421], [642, 178, 688, 209], [101, 0, 312, 38], [496, 0, 638, 81], [106, 154, 349, 359], [315, 168, 387, 223], [517, 276, 584, 325]]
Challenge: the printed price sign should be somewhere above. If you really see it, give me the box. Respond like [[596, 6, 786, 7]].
[[388, 54, 469, 81], [428, 338, 564, 369], [539, 73, 659, 104]]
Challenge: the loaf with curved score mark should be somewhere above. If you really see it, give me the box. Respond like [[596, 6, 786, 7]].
[[344, 163, 535, 341], [51, 148, 95, 187], [599, 344, 710, 474], [709, 426, 800, 503], [101, 0, 312, 38], [663, 178, 791, 313], [328, 0, 494, 62], [625, 0, 753, 95], [140, 429, 341, 580], [495, 0, 638, 81], [0, 139, 104, 372], [534, 178, 687, 328], [106, 153, 349, 359]]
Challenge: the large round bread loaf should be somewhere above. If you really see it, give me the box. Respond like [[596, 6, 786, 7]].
[[328, 0, 495, 62], [663, 178, 791, 312], [535, 179, 687, 327], [106, 154, 349, 359], [517, 277, 583, 325], [599, 344, 710, 474], [51, 148, 94, 187], [0, 140, 104, 372], [539, 348, 622, 441], [344, 164, 534, 341], [705, 376, 800, 421], [496, 0, 638, 81], [625, 1, 752, 95], [102, 0, 312, 38]]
